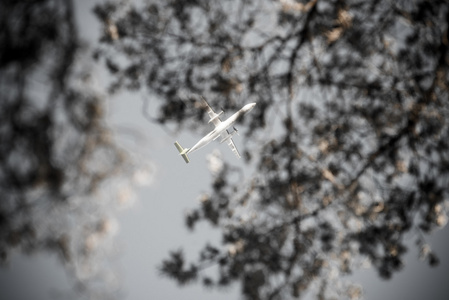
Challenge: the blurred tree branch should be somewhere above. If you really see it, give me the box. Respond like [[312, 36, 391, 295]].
[[0, 0, 151, 299]]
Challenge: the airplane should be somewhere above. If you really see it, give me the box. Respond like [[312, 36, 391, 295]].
[[174, 98, 256, 163]]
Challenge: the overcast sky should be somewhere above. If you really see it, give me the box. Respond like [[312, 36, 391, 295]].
[[1, 1, 448, 300]]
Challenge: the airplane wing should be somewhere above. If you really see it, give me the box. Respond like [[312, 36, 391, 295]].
[[221, 130, 241, 159], [202, 97, 223, 127]]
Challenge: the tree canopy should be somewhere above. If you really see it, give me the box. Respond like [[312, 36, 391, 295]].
[[93, 0, 449, 299], [0, 1, 149, 298], [2, 0, 448, 299]]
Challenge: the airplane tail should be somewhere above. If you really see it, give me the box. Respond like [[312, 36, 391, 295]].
[[174, 141, 190, 163]]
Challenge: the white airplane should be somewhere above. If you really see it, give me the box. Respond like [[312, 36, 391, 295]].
[[174, 98, 256, 163]]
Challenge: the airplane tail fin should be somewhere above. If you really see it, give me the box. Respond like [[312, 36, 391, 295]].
[[174, 141, 190, 163]]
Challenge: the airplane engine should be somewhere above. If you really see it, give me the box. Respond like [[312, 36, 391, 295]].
[[219, 129, 238, 144], [208, 111, 224, 123]]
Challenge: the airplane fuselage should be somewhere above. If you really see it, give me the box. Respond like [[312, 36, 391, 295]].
[[187, 103, 255, 154]]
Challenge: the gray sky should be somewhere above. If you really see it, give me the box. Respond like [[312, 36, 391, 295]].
[[1, 1, 448, 300]]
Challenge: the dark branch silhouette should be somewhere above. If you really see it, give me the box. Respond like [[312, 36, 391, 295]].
[[91, 0, 449, 299]]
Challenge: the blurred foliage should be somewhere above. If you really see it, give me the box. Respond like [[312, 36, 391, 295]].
[[0, 0, 149, 299], [92, 0, 449, 299]]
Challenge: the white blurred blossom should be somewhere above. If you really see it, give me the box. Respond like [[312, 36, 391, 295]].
[[206, 149, 224, 175]]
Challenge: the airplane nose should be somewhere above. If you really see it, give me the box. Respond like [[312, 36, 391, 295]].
[[246, 103, 256, 110], [242, 102, 256, 113], [249, 103, 256, 111]]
